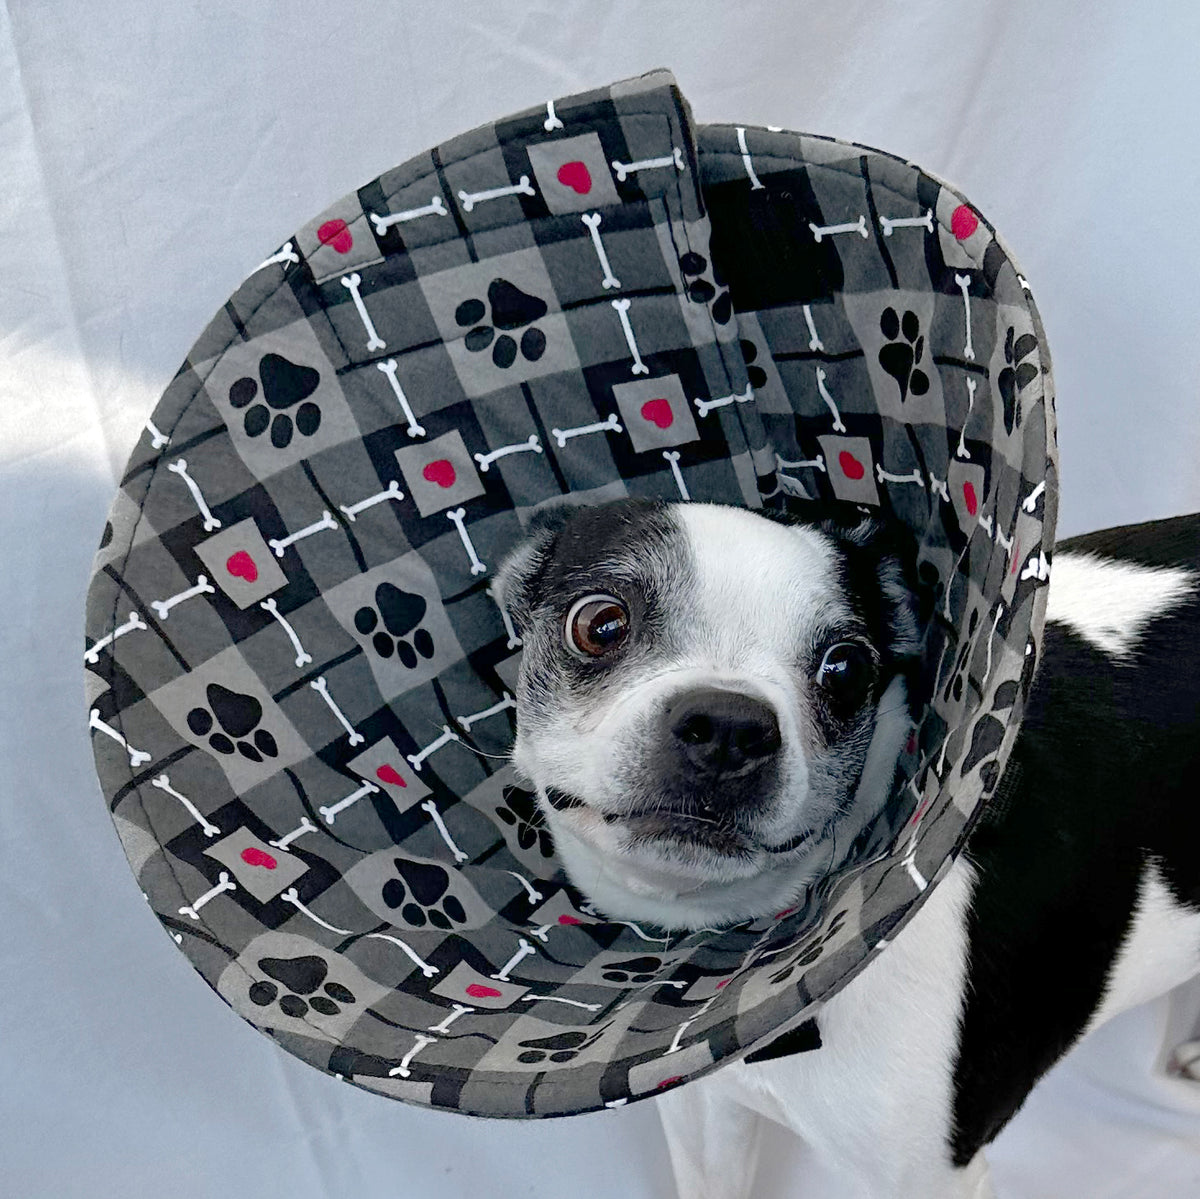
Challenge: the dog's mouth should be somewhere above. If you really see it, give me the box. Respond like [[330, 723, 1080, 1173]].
[[542, 786, 814, 857]]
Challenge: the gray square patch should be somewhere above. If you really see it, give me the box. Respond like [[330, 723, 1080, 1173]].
[[611, 374, 699, 452], [394, 429, 486, 516], [526, 133, 621, 214], [194, 518, 289, 608]]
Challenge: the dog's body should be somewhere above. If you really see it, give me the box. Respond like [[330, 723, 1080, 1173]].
[[496, 504, 1200, 1198]]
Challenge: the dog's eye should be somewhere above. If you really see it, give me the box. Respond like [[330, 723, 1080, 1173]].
[[816, 642, 877, 710], [565, 594, 630, 659]]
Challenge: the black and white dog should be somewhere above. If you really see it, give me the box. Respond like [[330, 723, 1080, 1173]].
[[494, 499, 1200, 1199]]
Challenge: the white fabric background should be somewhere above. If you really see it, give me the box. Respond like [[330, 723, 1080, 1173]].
[[4, 2, 1200, 1195]]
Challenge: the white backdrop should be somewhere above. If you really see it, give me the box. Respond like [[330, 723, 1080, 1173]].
[[4, 3, 1200, 1196]]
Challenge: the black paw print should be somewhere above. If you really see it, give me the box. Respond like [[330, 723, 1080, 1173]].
[[456, 278, 548, 368], [601, 955, 663, 984], [998, 325, 1038, 435], [354, 582, 435, 667], [943, 608, 981, 704], [229, 352, 322, 449], [249, 954, 355, 1018], [496, 785, 554, 858], [679, 251, 732, 325], [878, 308, 930, 402], [381, 858, 466, 929], [516, 1027, 606, 1065], [187, 683, 278, 762], [769, 910, 847, 986], [739, 338, 768, 389]]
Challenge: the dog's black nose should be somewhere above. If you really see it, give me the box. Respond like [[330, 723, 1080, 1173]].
[[666, 688, 782, 778]]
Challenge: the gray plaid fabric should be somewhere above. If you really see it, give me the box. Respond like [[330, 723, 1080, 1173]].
[[84, 69, 1057, 1117]]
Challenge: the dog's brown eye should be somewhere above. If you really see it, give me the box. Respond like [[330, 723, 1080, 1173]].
[[565, 594, 630, 659], [816, 642, 877, 711]]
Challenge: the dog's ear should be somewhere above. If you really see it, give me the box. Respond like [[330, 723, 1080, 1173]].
[[811, 507, 926, 664], [491, 503, 576, 634]]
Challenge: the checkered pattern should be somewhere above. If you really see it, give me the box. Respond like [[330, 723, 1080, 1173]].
[[84, 70, 1057, 1117]]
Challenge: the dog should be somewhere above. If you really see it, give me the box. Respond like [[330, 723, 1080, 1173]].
[[494, 499, 1200, 1199]]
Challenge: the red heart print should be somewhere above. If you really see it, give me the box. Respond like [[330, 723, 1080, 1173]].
[[422, 459, 457, 488], [951, 205, 979, 241], [376, 764, 408, 788], [715, 978, 731, 990], [317, 218, 354, 253], [225, 550, 259, 583], [838, 451, 865, 480], [963, 481, 979, 516], [556, 161, 592, 195], [465, 983, 503, 999], [241, 847, 278, 870], [656, 1076, 684, 1090], [557, 914, 581, 925], [640, 398, 674, 429]]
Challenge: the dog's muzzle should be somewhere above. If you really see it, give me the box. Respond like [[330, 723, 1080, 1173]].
[[649, 687, 782, 816]]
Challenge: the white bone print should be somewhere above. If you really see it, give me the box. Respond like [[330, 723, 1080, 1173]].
[[457, 176, 536, 212], [808, 215, 868, 243], [815, 368, 847, 432], [1022, 481, 1046, 513], [610, 298, 649, 374], [693, 383, 753, 418], [486, 584, 522, 650], [506, 871, 544, 904], [957, 377, 978, 459], [610, 147, 685, 182], [491, 938, 535, 982], [879, 209, 934, 236], [474, 434, 542, 472], [341, 272, 386, 352], [550, 413, 623, 447], [736, 127, 765, 190], [1020, 550, 1051, 583], [85, 611, 147, 664], [803, 304, 824, 352], [318, 779, 379, 825], [519, 994, 601, 1012], [389, 1033, 438, 1078], [982, 603, 1005, 687], [254, 242, 300, 274], [429, 1004, 474, 1034], [280, 887, 355, 935], [407, 724, 461, 772], [179, 872, 236, 920], [456, 692, 516, 731], [928, 473, 951, 502], [365, 931, 439, 977], [339, 479, 405, 522], [269, 816, 318, 851], [876, 464, 926, 488], [954, 273, 975, 360], [663, 450, 690, 500], [151, 773, 219, 838], [89, 708, 151, 768], [581, 212, 621, 289], [527, 923, 553, 943], [309, 675, 364, 745], [369, 196, 448, 235], [150, 575, 215, 620], [168, 459, 221, 531], [776, 452, 826, 473], [268, 510, 338, 558], [376, 359, 426, 437], [543, 99, 564, 132], [446, 507, 486, 575], [421, 799, 469, 863], [145, 419, 170, 450]]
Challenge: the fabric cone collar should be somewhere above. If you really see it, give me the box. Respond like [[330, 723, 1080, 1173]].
[[85, 69, 1057, 1117]]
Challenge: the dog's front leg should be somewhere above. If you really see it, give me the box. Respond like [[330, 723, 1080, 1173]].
[[658, 1076, 767, 1199]]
